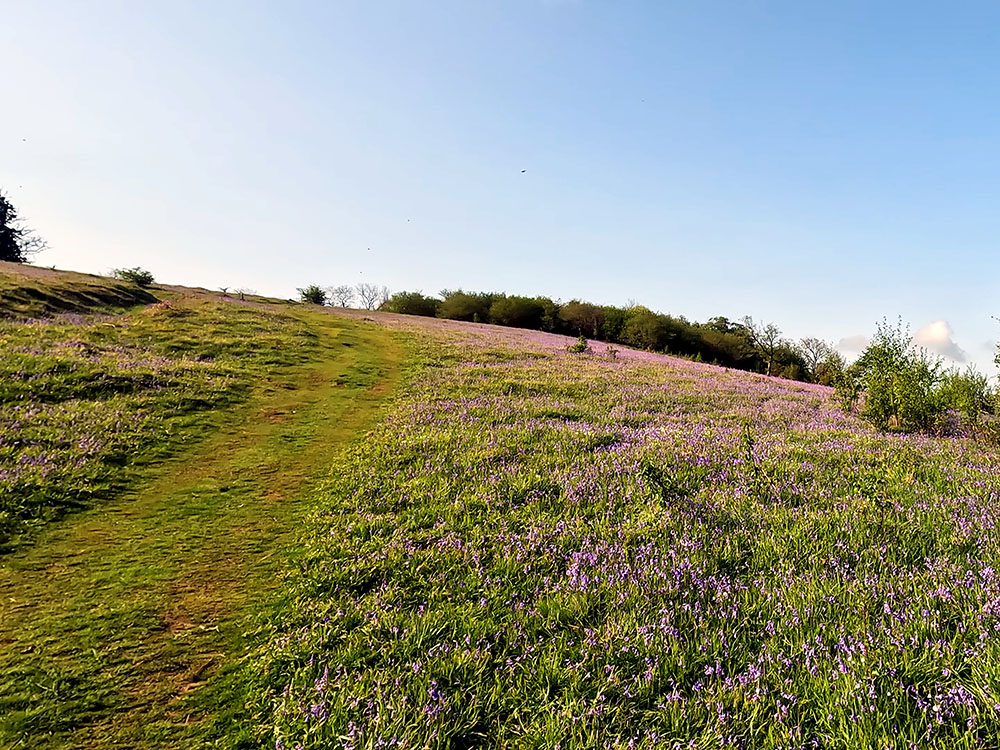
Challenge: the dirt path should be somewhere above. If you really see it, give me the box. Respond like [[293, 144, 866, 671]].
[[0, 313, 403, 749]]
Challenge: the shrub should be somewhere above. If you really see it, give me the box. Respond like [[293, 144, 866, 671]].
[[937, 367, 992, 425], [110, 267, 155, 287], [383, 291, 440, 317], [297, 285, 327, 305], [488, 296, 546, 329], [567, 335, 591, 354], [837, 319, 945, 432], [437, 290, 495, 322]]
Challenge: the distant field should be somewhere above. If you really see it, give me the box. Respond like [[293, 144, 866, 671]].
[[254, 312, 1000, 749]]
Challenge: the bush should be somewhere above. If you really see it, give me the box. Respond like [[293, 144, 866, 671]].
[[110, 267, 155, 287], [836, 320, 945, 432], [937, 367, 992, 425], [297, 285, 327, 305], [488, 296, 546, 329], [437, 291, 495, 322], [567, 335, 591, 354], [383, 291, 440, 317]]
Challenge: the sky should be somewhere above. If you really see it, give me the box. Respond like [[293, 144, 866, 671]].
[[3, 1, 1000, 372]]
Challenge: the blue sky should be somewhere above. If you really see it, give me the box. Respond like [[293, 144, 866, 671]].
[[3, 1, 999, 371]]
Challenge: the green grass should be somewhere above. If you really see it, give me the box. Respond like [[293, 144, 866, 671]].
[[0, 291, 405, 749], [0, 262, 160, 318], [246, 324, 1000, 749], [0, 295, 326, 546]]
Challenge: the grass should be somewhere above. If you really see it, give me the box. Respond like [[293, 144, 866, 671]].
[[8, 265, 1000, 749], [0, 295, 323, 546], [248, 316, 1000, 750], [0, 286, 405, 748], [0, 262, 160, 318]]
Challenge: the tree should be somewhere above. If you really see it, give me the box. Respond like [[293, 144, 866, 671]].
[[838, 319, 943, 431], [356, 283, 381, 310], [813, 350, 845, 387], [797, 337, 835, 380], [383, 291, 440, 317], [437, 290, 495, 322], [559, 300, 604, 337], [741, 316, 784, 376], [488, 295, 546, 329], [0, 190, 47, 263], [297, 284, 327, 305], [111, 267, 155, 287], [620, 306, 668, 351], [328, 285, 355, 307]]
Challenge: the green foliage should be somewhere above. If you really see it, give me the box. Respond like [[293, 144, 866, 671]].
[[488, 295, 546, 329], [566, 335, 590, 353], [813, 350, 846, 387], [296, 284, 327, 305], [437, 290, 496, 322], [937, 366, 993, 425], [110, 267, 155, 287], [620, 306, 667, 350], [383, 291, 440, 317], [835, 319, 974, 432], [559, 299, 604, 337]]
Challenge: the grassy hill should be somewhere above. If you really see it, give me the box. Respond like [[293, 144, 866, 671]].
[[0, 261, 160, 318], [3, 265, 1000, 748], [252, 313, 1000, 750], [0, 266, 404, 748]]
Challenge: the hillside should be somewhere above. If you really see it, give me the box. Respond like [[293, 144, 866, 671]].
[[0, 270, 404, 748], [0, 261, 161, 317], [3, 269, 1000, 748], [253, 309, 1000, 749]]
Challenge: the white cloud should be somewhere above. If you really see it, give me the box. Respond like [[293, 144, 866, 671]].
[[837, 334, 869, 353], [913, 320, 967, 363]]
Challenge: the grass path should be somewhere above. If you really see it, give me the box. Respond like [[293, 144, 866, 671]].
[[0, 310, 403, 749]]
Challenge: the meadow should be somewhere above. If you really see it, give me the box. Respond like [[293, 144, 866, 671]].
[[0, 297, 317, 547], [252, 316, 1000, 750], [0, 274, 403, 749], [4, 268, 1000, 749]]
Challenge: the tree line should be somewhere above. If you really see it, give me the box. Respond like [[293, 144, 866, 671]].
[[321, 287, 846, 385]]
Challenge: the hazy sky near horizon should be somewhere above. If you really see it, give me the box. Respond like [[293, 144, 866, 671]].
[[3, 1, 1000, 371]]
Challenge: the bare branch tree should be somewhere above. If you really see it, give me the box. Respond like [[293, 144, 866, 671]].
[[798, 337, 834, 376], [740, 316, 783, 376], [356, 282, 380, 310], [328, 284, 355, 307], [377, 285, 391, 308]]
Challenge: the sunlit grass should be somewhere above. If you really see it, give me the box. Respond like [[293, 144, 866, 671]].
[[254, 324, 1000, 750], [0, 299, 316, 546]]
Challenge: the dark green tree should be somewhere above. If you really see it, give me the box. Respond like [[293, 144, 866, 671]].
[[297, 284, 328, 305], [383, 291, 440, 317], [489, 296, 546, 329], [0, 191, 46, 263]]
